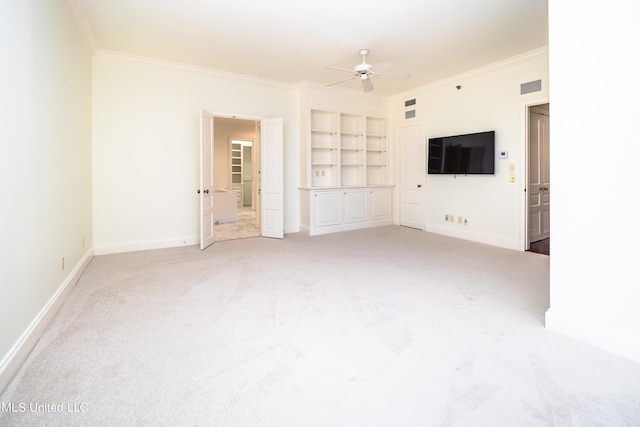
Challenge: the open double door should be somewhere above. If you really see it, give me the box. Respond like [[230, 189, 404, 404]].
[[199, 110, 283, 249]]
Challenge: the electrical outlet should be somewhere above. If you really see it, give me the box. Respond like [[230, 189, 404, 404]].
[[509, 173, 516, 182], [445, 215, 449, 221], [449, 215, 454, 222], [464, 218, 468, 226], [458, 216, 463, 224]]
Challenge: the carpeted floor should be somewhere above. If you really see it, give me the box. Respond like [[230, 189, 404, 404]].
[[1, 226, 639, 426]]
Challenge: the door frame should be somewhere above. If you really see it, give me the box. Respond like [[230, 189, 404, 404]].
[[520, 96, 550, 251], [199, 110, 283, 246]]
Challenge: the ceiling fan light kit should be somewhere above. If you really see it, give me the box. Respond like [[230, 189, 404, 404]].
[[327, 49, 410, 92]]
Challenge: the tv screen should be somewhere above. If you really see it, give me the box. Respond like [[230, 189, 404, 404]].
[[428, 131, 495, 174]]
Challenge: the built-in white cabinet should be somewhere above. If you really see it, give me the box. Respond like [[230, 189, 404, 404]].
[[300, 85, 394, 235], [301, 186, 393, 236], [313, 190, 341, 227], [343, 188, 368, 224]]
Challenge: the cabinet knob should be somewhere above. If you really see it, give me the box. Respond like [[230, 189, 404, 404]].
[[417, 184, 422, 188]]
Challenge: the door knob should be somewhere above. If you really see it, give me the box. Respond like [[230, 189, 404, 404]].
[[417, 184, 422, 188], [204, 189, 209, 194]]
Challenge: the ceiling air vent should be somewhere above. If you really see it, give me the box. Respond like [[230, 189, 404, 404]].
[[405, 110, 416, 119], [404, 99, 416, 107]]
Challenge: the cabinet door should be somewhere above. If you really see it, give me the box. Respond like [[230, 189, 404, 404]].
[[313, 191, 341, 227], [343, 189, 367, 224], [369, 188, 392, 221]]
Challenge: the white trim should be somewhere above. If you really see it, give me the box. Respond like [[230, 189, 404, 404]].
[[94, 237, 199, 255], [0, 248, 94, 393], [394, 47, 549, 98], [425, 223, 520, 251], [546, 309, 640, 363], [520, 96, 550, 251], [64, 0, 98, 54], [94, 50, 297, 92]]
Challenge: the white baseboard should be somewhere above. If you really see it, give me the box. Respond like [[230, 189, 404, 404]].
[[425, 223, 521, 250], [0, 248, 94, 393], [95, 228, 303, 255], [545, 309, 640, 363], [94, 236, 199, 255], [284, 224, 300, 234]]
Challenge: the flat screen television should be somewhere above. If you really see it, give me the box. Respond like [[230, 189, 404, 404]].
[[428, 131, 495, 175]]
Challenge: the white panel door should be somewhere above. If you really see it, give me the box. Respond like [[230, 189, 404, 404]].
[[529, 109, 550, 243], [200, 110, 215, 249], [260, 117, 284, 238], [398, 124, 426, 229]]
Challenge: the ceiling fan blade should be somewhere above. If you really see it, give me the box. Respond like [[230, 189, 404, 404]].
[[375, 72, 411, 80], [362, 78, 374, 92], [326, 76, 357, 87], [327, 66, 355, 74]]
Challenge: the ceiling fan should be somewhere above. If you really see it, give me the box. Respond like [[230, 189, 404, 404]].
[[326, 49, 411, 92]]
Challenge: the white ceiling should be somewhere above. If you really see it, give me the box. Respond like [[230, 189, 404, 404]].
[[76, 0, 548, 96]]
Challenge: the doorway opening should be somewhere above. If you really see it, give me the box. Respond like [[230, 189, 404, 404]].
[[200, 111, 283, 249], [526, 102, 550, 255], [213, 117, 261, 242]]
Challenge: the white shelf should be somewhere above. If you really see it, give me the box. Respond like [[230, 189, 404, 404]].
[[303, 98, 389, 189]]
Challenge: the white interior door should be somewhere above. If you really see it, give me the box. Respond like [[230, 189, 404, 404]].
[[260, 117, 284, 238], [398, 124, 426, 229], [200, 110, 215, 249], [254, 122, 261, 229], [528, 105, 550, 243]]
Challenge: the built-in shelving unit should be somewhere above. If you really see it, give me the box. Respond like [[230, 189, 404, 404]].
[[300, 85, 394, 236], [340, 113, 365, 187], [307, 109, 389, 188], [310, 110, 338, 188], [231, 141, 243, 205], [365, 116, 387, 186]]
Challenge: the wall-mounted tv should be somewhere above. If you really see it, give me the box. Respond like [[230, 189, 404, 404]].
[[428, 131, 495, 175]]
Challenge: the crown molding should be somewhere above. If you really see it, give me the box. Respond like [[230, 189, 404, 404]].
[[64, 0, 98, 55], [393, 46, 549, 99], [93, 49, 298, 91]]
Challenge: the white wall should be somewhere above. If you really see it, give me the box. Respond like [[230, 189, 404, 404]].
[[92, 53, 300, 254], [546, 0, 640, 362], [0, 1, 93, 391], [391, 50, 549, 249]]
